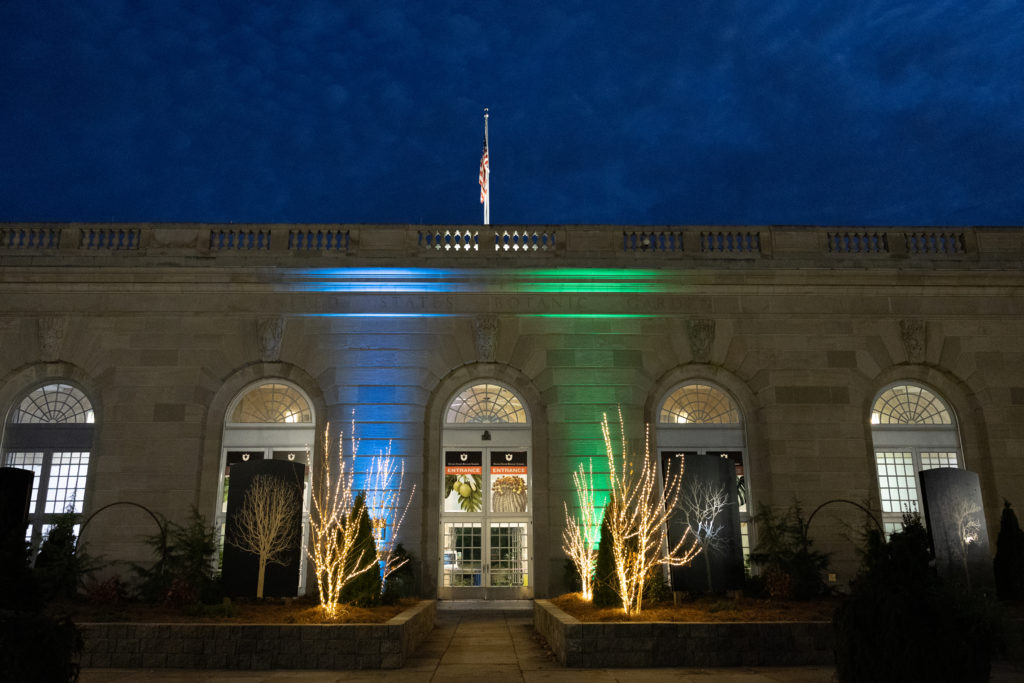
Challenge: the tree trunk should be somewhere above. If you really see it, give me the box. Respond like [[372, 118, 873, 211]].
[[703, 543, 713, 592], [257, 552, 267, 598]]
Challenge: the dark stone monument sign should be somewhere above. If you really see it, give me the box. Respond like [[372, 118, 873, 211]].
[[0, 467, 33, 539], [661, 452, 744, 593], [920, 467, 993, 593], [222, 459, 305, 598]]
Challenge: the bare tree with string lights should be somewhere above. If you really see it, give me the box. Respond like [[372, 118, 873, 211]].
[[562, 459, 600, 600], [600, 410, 703, 615], [364, 442, 416, 590], [307, 422, 379, 618]]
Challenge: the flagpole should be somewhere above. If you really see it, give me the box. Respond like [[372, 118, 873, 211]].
[[483, 108, 490, 225]]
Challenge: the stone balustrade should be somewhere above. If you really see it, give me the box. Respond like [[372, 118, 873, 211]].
[[2, 222, 1020, 268]]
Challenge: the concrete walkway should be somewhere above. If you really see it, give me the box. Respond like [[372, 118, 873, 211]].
[[80, 609, 1023, 682]]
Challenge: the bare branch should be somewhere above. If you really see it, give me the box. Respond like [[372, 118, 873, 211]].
[[601, 410, 702, 615], [364, 442, 417, 588], [307, 421, 379, 618], [562, 460, 600, 600]]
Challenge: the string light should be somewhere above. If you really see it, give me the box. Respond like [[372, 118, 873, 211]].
[[365, 441, 416, 589], [562, 460, 600, 601], [307, 420, 379, 619], [601, 409, 702, 615]]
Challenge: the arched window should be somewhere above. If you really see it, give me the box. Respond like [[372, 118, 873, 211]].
[[657, 382, 750, 561], [228, 383, 312, 424], [445, 383, 528, 424], [660, 383, 741, 425], [870, 383, 963, 533], [219, 380, 315, 593], [2, 383, 96, 546]]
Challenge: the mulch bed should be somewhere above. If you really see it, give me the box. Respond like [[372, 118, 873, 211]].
[[550, 592, 841, 622]]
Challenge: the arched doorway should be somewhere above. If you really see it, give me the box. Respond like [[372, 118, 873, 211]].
[[218, 380, 315, 593], [438, 382, 532, 600], [657, 381, 751, 562]]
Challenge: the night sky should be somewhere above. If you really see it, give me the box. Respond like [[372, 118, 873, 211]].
[[2, 2, 1022, 226]]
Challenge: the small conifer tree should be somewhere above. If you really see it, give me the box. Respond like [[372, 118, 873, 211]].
[[340, 491, 381, 606], [592, 505, 618, 607]]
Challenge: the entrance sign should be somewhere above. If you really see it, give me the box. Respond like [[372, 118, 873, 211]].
[[490, 451, 528, 513], [444, 451, 483, 513]]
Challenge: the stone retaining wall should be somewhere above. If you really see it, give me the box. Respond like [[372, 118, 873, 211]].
[[80, 599, 435, 670], [534, 599, 833, 668]]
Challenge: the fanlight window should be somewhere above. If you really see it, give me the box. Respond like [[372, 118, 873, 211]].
[[659, 383, 741, 424], [229, 383, 312, 424], [871, 384, 952, 425], [446, 384, 527, 424], [11, 384, 94, 424]]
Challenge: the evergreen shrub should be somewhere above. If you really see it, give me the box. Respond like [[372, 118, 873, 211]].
[[340, 491, 381, 606], [592, 505, 618, 607], [833, 514, 997, 683]]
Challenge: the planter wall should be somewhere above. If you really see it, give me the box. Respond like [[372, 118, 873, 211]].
[[534, 599, 833, 668], [80, 599, 435, 670]]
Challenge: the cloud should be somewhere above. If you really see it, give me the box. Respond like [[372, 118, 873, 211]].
[[1, 1, 1023, 224]]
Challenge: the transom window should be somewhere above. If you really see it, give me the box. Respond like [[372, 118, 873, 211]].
[[12, 383, 95, 424], [871, 384, 952, 425], [870, 383, 962, 534], [445, 383, 527, 424], [229, 383, 312, 424], [659, 383, 741, 424], [2, 383, 95, 547]]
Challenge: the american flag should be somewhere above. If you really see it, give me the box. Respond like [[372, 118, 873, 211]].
[[479, 138, 489, 204]]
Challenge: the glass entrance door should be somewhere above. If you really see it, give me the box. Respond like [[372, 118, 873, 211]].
[[439, 449, 532, 599]]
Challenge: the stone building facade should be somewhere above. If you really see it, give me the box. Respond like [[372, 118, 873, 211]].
[[1, 222, 1021, 599]]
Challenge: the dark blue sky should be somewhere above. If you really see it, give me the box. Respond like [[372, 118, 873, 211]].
[[2, 2, 1022, 226]]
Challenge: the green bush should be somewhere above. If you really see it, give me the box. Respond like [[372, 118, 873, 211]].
[[748, 500, 830, 599], [340, 491, 381, 607], [34, 512, 97, 602], [135, 506, 220, 605], [833, 514, 997, 683], [563, 557, 582, 594], [382, 543, 417, 603]]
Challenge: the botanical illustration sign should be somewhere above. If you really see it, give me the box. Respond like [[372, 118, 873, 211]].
[[222, 459, 305, 598], [490, 451, 528, 513], [444, 451, 483, 512], [661, 452, 744, 593]]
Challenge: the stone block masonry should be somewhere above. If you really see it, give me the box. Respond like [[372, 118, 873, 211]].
[[533, 599, 833, 668], [79, 599, 435, 670]]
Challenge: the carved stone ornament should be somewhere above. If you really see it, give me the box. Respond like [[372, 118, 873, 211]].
[[256, 316, 285, 362], [38, 316, 68, 362], [686, 319, 715, 363], [900, 319, 926, 363], [472, 315, 499, 362]]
